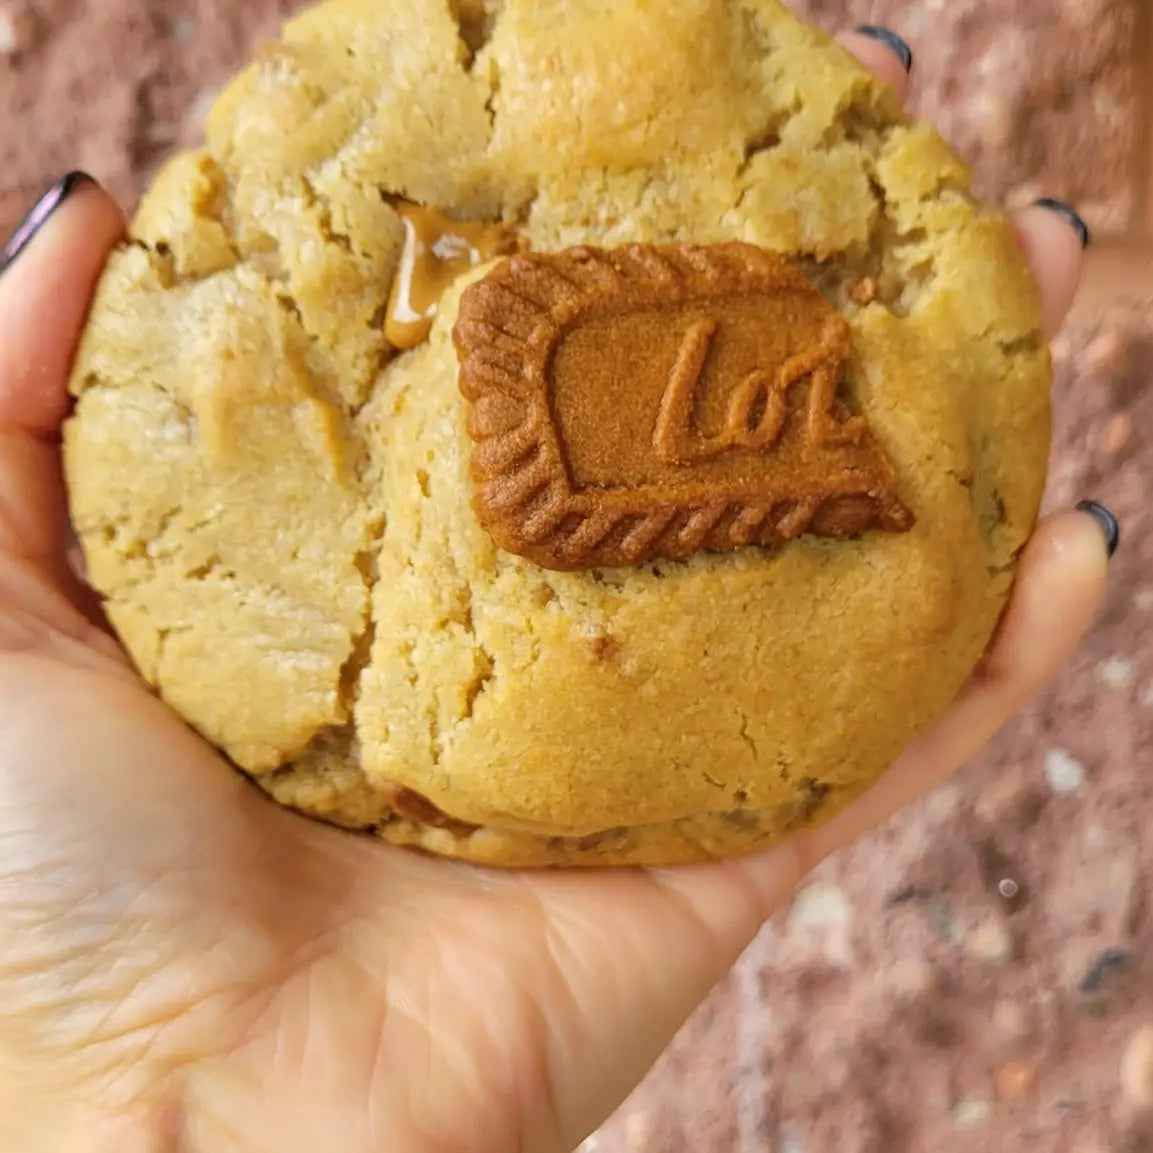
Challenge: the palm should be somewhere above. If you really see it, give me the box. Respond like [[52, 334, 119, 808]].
[[0, 35, 1108, 1153], [0, 573, 771, 1151]]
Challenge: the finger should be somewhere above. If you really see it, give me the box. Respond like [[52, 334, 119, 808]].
[[0, 175, 125, 567], [794, 504, 1113, 867], [0, 174, 126, 438], [1012, 201, 1090, 336], [839, 27, 913, 103]]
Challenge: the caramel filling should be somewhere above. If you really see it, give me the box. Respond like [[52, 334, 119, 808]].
[[385, 203, 515, 350]]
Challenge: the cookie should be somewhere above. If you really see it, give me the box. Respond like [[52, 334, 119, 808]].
[[63, 0, 1051, 867]]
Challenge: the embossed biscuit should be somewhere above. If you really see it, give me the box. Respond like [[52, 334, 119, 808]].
[[453, 243, 914, 572]]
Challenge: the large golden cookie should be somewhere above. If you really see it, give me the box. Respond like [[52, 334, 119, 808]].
[[63, 0, 1051, 867]]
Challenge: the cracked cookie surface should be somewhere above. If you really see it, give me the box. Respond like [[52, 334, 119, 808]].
[[63, 0, 1051, 867]]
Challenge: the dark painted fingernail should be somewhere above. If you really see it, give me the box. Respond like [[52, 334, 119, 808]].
[[1034, 198, 1091, 249], [0, 171, 95, 276], [855, 25, 914, 73], [1076, 500, 1120, 558]]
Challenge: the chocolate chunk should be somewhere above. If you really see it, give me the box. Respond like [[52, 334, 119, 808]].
[[453, 242, 914, 571], [386, 784, 480, 838]]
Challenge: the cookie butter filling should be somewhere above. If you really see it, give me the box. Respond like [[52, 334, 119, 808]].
[[381, 782, 482, 839], [384, 201, 517, 350]]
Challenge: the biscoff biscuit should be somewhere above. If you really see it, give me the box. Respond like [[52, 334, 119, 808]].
[[454, 242, 914, 572]]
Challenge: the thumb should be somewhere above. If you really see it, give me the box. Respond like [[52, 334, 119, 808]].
[[0, 173, 125, 565]]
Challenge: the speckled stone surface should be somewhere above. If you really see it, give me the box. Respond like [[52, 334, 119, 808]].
[[1, 2, 1150, 1150]]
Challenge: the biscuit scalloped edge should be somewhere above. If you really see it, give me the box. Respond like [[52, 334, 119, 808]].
[[452, 242, 914, 571]]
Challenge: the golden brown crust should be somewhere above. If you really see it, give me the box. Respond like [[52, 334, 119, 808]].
[[453, 243, 913, 572], [63, 0, 1051, 867]]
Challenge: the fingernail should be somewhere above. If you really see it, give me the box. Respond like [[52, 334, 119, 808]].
[[1076, 500, 1120, 559], [0, 171, 95, 276], [1034, 198, 1091, 249], [855, 25, 914, 73]]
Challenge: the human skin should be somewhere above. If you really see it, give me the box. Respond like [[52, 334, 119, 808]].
[[0, 32, 1110, 1153]]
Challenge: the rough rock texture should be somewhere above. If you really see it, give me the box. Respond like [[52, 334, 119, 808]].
[[1, 0, 1150, 1150]]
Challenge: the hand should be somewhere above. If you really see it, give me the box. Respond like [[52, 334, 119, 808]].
[[0, 31, 1111, 1153]]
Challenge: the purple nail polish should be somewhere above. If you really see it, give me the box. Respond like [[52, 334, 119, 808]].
[[0, 172, 95, 275]]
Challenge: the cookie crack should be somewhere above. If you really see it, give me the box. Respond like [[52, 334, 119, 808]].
[[457, 586, 496, 721], [463, 647, 495, 720], [339, 531, 385, 719], [789, 778, 835, 829], [128, 156, 242, 286], [819, 78, 892, 152], [480, 54, 501, 135], [254, 295, 384, 759], [301, 175, 353, 255], [850, 168, 937, 318], [732, 70, 940, 319], [735, 103, 796, 182], [448, 0, 499, 73], [737, 709, 758, 761], [152, 623, 196, 677], [271, 292, 377, 432]]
